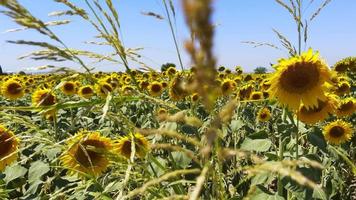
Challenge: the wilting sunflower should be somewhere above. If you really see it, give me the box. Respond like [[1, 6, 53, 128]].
[[95, 81, 113, 98], [32, 89, 56, 107], [114, 133, 149, 159], [268, 49, 331, 110], [238, 84, 253, 100], [148, 81, 163, 97], [60, 131, 113, 177], [296, 94, 338, 124], [323, 120, 354, 145], [1, 79, 25, 100], [61, 81, 77, 96], [78, 85, 94, 99], [257, 107, 271, 122], [0, 125, 19, 171], [336, 97, 355, 117]]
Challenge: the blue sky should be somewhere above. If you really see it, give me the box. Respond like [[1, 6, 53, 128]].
[[0, 0, 356, 73]]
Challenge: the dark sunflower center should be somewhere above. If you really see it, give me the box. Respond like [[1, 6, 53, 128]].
[[260, 113, 268, 119], [74, 139, 106, 167], [337, 83, 350, 93], [339, 101, 353, 112], [39, 93, 56, 106], [222, 82, 231, 92], [7, 82, 22, 95], [121, 140, 132, 157], [0, 131, 13, 157], [64, 83, 75, 92], [151, 84, 162, 93], [252, 93, 261, 100], [280, 62, 320, 93], [329, 126, 344, 138], [81, 87, 93, 95]]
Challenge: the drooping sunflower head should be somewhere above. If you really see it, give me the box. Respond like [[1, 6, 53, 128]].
[[296, 94, 338, 124], [257, 107, 271, 122], [148, 81, 163, 97], [61, 81, 77, 96], [323, 120, 354, 145], [121, 85, 135, 96], [0, 125, 19, 171], [114, 133, 150, 159], [78, 85, 94, 99], [268, 49, 331, 110], [238, 84, 253, 100], [336, 97, 356, 117], [60, 130, 113, 177], [32, 89, 56, 107], [1, 79, 25, 100]]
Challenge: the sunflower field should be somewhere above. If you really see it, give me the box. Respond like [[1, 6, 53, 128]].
[[0, 0, 355, 200]]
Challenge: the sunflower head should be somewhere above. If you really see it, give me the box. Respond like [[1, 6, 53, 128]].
[[95, 81, 113, 98], [335, 81, 350, 96], [78, 85, 94, 99], [296, 94, 338, 124], [1, 79, 25, 100], [250, 91, 263, 101], [148, 81, 163, 97], [336, 97, 356, 117], [268, 49, 331, 110], [60, 131, 113, 177], [169, 75, 189, 101], [0, 125, 19, 171], [32, 89, 56, 107], [323, 120, 354, 145], [191, 93, 200, 102], [257, 107, 271, 122], [61, 81, 77, 96], [114, 133, 149, 159], [221, 79, 236, 96]]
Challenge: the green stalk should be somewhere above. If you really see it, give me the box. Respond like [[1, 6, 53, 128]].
[[277, 135, 284, 196], [162, 0, 184, 71]]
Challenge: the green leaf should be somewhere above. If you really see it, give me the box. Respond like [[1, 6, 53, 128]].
[[4, 164, 27, 183], [307, 128, 327, 152], [247, 185, 284, 200], [171, 151, 192, 169], [241, 138, 272, 152], [28, 160, 50, 184], [313, 187, 328, 200]]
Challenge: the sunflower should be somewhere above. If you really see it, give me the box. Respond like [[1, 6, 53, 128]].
[[1, 79, 25, 100], [148, 81, 163, 97], [257, 107, 271, 122], [191, 93, 200, 102], [95, 81, 113, 98], [296, 94, 338, 124], [78, 85, 94, 99], [121, 85, 135, 96], [323, 120, 353, 145], [169, 75, 189, 101], [334, 81, 350, 96], [61, 81, 77, 96], [0, 125, 19, 171], [221, 79, 236, 96], [336, 97, 355, 117], [238, 84, 253, 100], [114, 133, 149, 159], [250, 91, 263, 101], [268, 49, 331, 110], [60, 131, 113, 177], [32, 89, 56, 107]]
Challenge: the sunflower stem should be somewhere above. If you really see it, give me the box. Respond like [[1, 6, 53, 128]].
[[277, 135, 284, 197]]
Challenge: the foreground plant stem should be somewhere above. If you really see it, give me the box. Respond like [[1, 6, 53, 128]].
[[277, 135, 284, 196]]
